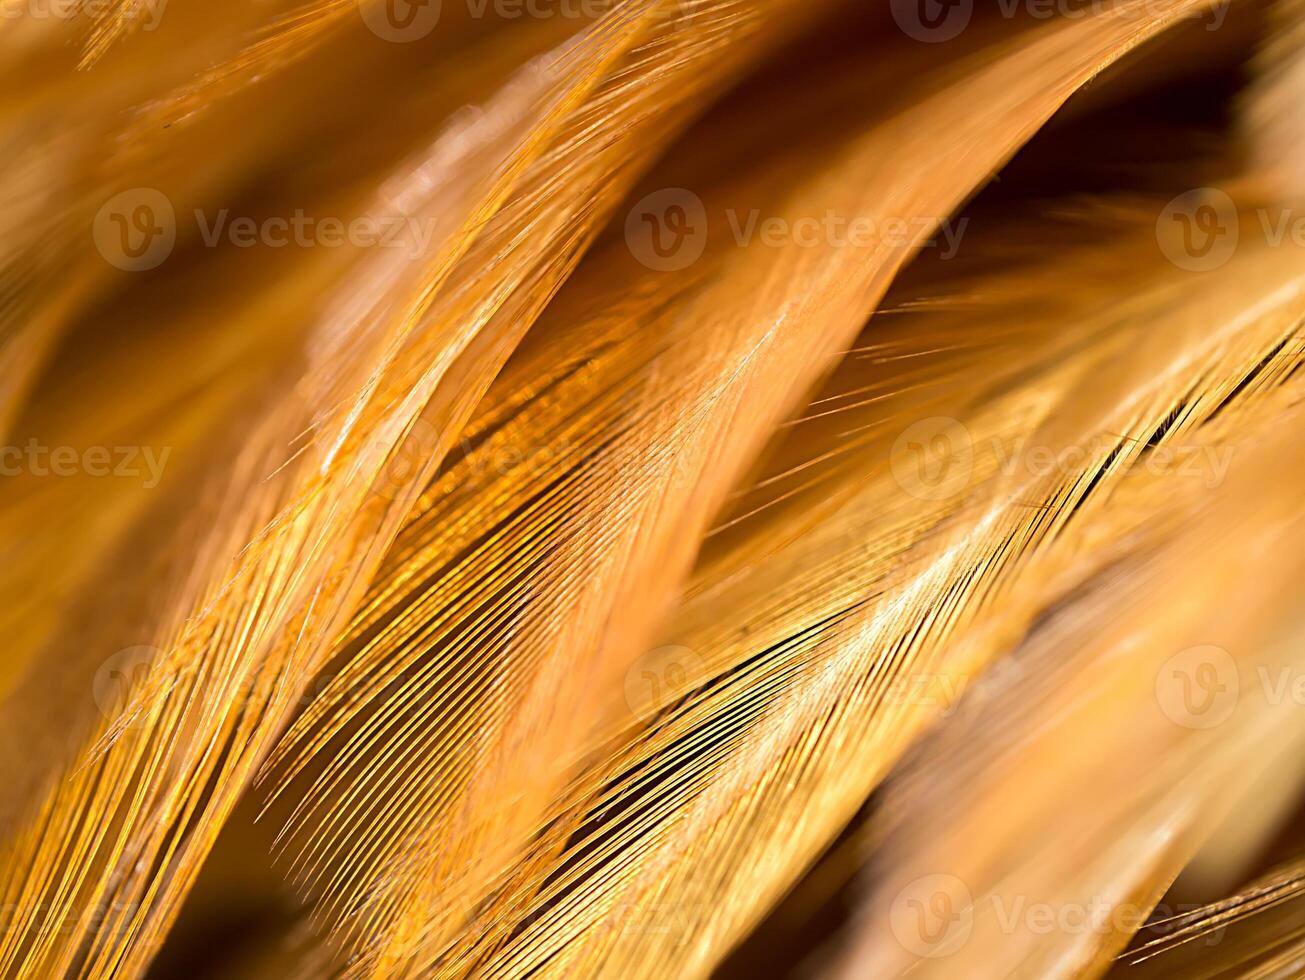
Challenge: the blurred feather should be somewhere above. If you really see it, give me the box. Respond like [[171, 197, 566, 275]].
[[1, 2, 1302, 979]]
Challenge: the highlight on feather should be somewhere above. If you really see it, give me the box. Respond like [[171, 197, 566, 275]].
[[0, 0, 1302, 978]]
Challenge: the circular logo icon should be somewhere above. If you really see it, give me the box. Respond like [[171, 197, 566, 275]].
[[890, 873, 974, 957], [374, 417, 441, 501], [92, 645, 161, 729], [93, 188, 176, 272], [624, 644, 705, 721], [891, 0, 972, 43], [624, 188, 708, 272], [359, 0, 442, 42], [1156, 188, 1239, 272], [1156, 645, 1239, 729], [890, 417, 974, 502]]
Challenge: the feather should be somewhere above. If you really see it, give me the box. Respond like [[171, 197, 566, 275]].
[[3, 2, 1303, 978]]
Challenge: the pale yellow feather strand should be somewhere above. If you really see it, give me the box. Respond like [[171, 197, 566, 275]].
[[833, 387, 1305, 979], [447, 207, 1302, 979], [254, 9, 1221, 980], [0, 3, 839, 976]]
